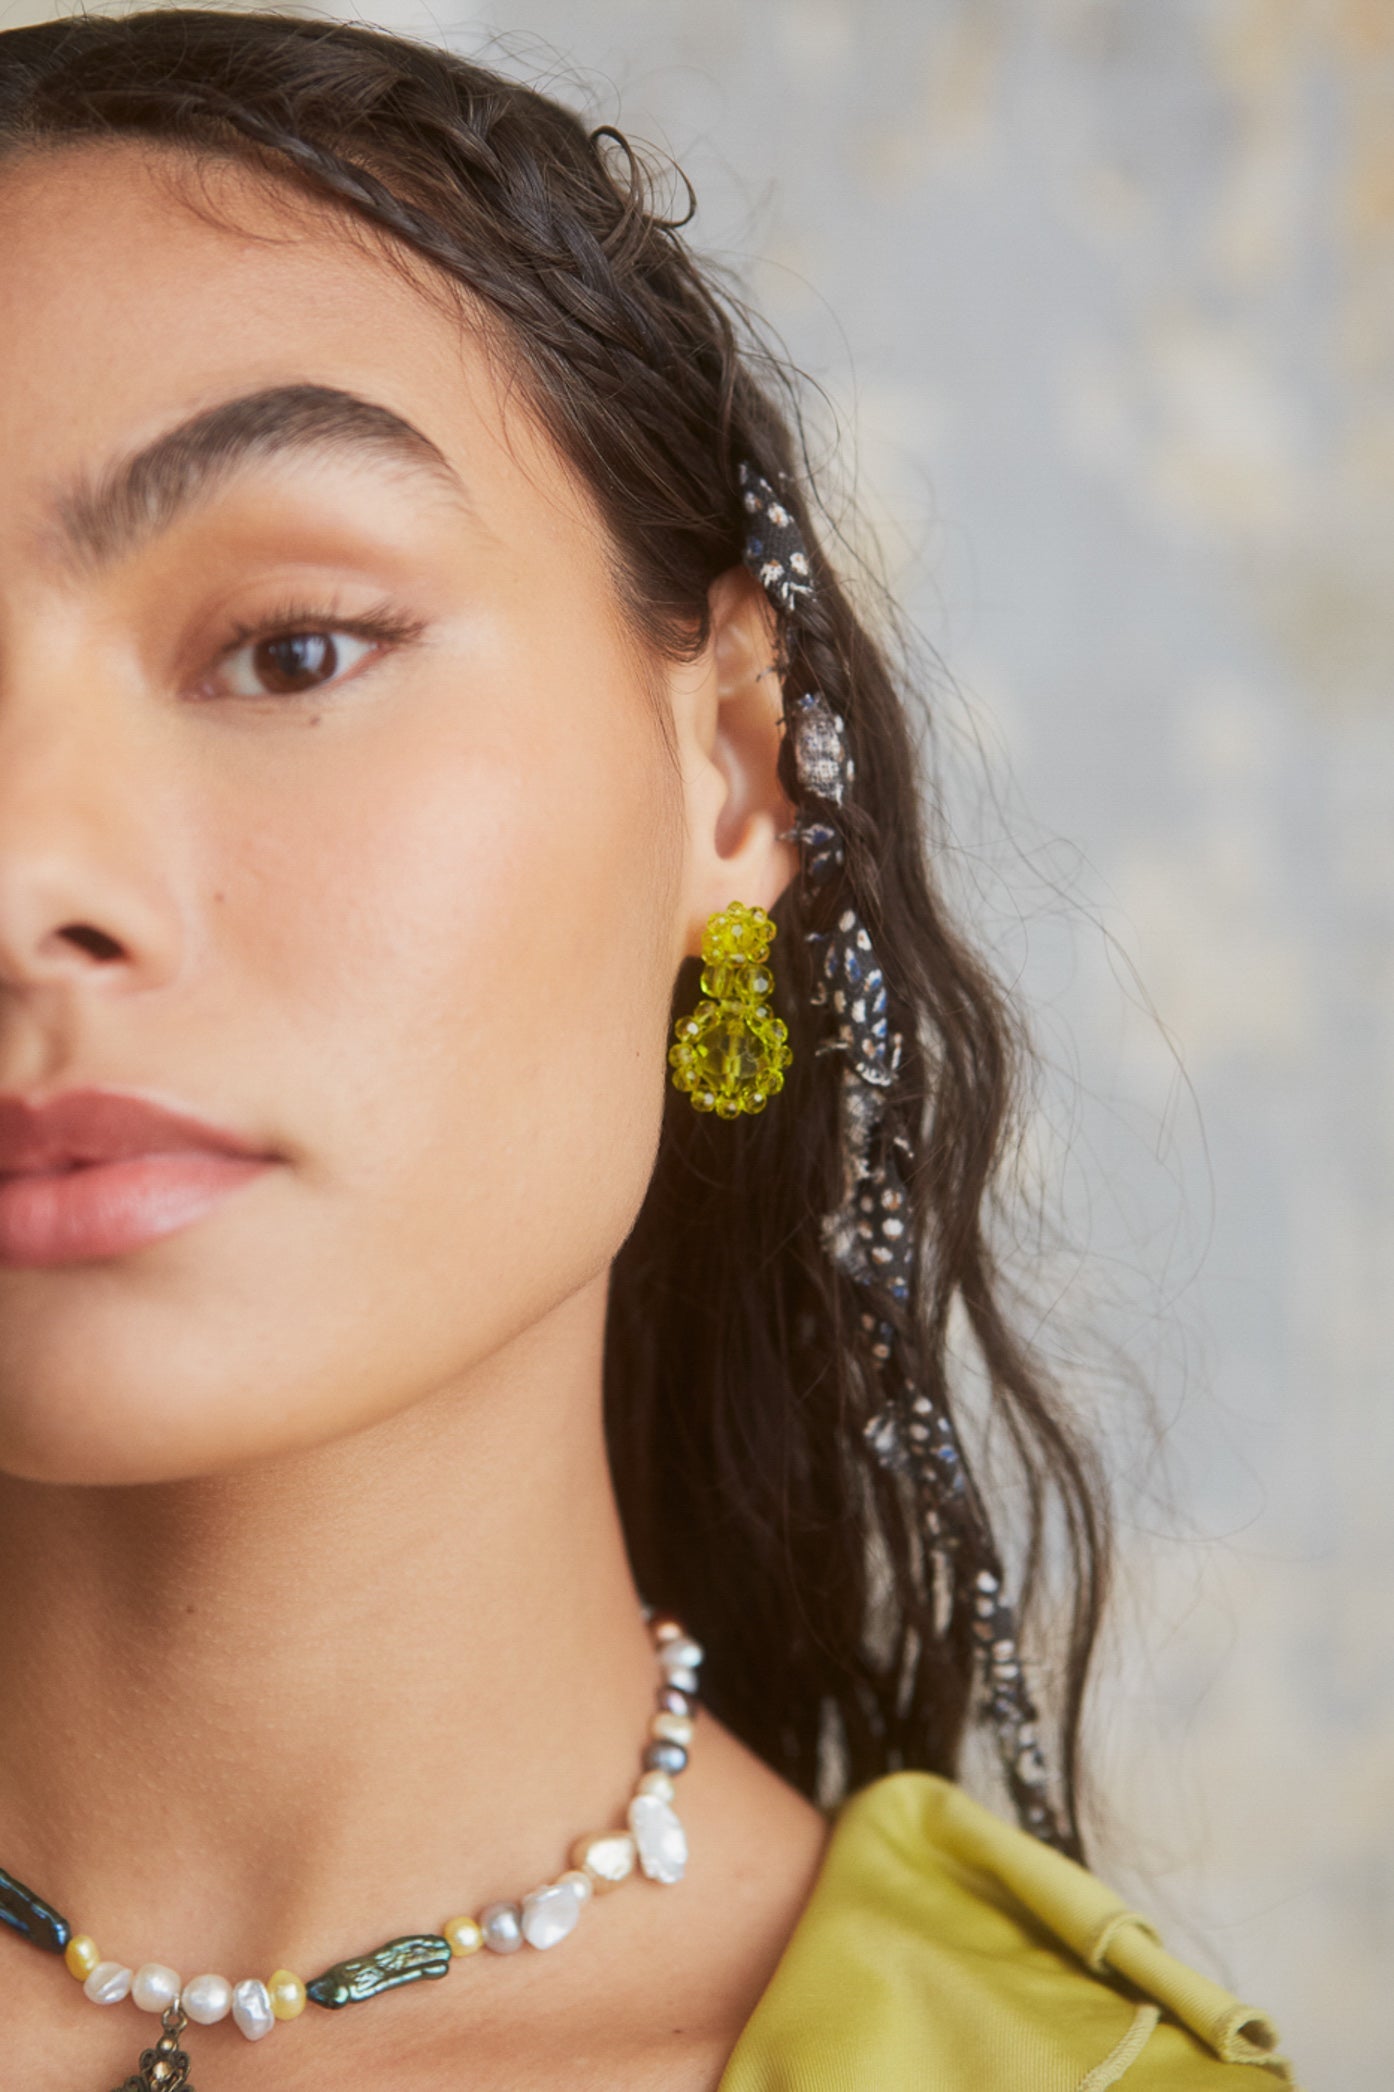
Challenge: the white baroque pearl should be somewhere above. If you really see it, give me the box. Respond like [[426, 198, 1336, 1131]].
[[182, 1972, 234, 2025], [231, 1977, 275, 2040], [520, 1880, 583, 1950], [627, 1790, 688, 1884], [132, 1962, 182, 2013], [657, 1634, 704, 1672], [83, 1961, 133, 2005]]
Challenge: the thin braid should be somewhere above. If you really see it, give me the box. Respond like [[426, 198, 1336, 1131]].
[[737, 461, 1070, 1852]]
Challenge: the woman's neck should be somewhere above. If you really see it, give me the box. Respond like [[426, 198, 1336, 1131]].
[[0, 1272, 662, 1984]]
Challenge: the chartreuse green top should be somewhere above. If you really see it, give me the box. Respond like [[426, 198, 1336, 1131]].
[[717, 1771, 1301, 2091]]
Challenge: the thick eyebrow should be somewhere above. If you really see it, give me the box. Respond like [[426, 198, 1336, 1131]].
[[36, 382, 475, 578]]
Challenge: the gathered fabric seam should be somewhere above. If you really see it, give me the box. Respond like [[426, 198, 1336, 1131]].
[[1074, 2002, 1162, 2091]]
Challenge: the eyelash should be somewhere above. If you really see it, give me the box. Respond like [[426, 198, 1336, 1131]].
[[204, 595, 427, 700]]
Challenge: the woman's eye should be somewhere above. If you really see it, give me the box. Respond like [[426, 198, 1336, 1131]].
[[218, 625, 379, 700], [194, 598, 427, 704]]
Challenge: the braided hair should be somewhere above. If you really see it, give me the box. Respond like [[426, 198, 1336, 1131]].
[[738, 463, 1067, 1846], [0, 5, 1112, 1862]]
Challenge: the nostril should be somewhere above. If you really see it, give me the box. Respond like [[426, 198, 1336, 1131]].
[[59, 924, 123, 961]]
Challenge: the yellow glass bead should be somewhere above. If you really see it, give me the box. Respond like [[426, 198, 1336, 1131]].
[[669, 903, 792, 1118], [443, 1914, 484, 1958], [64, 1934, 100, 1981], [699, 899, 774, 967], [267, 1969, 306, 2020]]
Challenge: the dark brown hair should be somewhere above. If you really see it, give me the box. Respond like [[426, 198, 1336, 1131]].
[[0, 6, 1111, 1862]]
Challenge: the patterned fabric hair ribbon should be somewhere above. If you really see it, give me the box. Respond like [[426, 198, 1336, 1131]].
[[737, 459, 1070, 1853]]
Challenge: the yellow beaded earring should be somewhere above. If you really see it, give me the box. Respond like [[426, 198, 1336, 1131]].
[[668, 901, 793, 1118]]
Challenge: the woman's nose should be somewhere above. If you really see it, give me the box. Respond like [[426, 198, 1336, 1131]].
[[0, 659, 184, 1000]]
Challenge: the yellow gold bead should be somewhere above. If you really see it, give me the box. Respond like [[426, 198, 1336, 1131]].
[[64, 1934, 100, 1981], [443, 1914, 484, 1957], [267, 1969, 306, 2020]]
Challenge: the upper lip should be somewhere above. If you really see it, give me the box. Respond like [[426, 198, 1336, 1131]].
[[0, 1088, 276, 1175]]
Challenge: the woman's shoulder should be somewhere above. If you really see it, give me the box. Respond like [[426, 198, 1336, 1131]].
[[717, 1767, 1301, 2091]]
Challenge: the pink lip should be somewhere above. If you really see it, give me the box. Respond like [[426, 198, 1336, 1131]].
[[0, 1087, 279, 1268]]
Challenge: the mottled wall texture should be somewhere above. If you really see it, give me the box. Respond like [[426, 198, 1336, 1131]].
[[8, 0, 1388, 2080]]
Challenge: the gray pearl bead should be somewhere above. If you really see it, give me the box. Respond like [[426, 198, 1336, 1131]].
[[479, 1900, 523, 1953], [643, 1739, 689, 1776]]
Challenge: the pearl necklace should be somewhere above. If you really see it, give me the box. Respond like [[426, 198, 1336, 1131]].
[[0, 1606, 702, 2091]]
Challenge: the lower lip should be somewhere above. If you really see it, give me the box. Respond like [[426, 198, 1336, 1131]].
[[0, 1152, 277, 1268]]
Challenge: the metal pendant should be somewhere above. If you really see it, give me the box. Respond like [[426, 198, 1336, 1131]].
[[110, 2000, 195, 2091]]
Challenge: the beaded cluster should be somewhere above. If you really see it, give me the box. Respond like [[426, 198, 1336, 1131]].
[[668, 899, 793, 1117], [737, 458, 1069, 1853], [0, 1608, 702, 2087]]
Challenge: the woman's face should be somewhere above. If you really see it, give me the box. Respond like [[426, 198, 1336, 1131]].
[[0, 141, 788, 1485]]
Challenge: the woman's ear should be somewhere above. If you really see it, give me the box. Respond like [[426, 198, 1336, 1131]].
[[672, 564, 800, 959]]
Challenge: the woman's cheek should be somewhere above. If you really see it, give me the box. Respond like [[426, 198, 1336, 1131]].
[[280, 704, 671, 1270]]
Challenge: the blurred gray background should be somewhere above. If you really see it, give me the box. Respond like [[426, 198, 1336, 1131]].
[[8, 0, 1389, 2081]]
